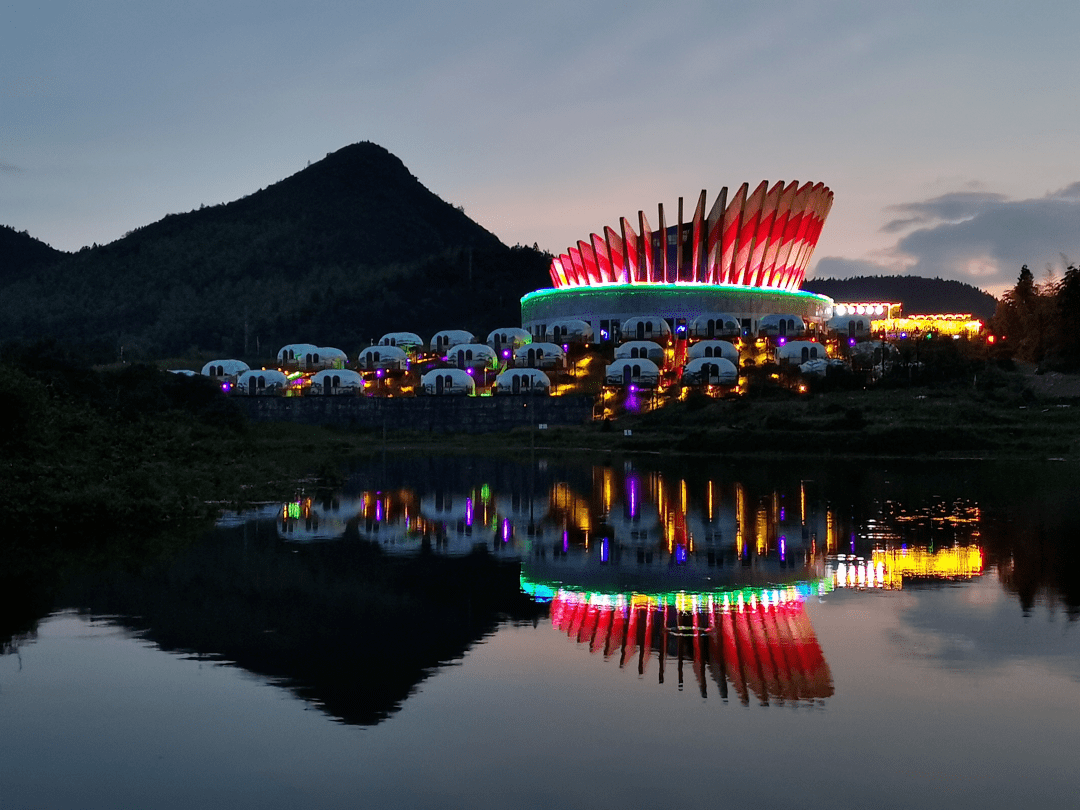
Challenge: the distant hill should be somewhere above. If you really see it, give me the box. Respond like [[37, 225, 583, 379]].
[[0, 225, 67, 283], [803, 276, 998, 321], [0, 142, 550, 361]]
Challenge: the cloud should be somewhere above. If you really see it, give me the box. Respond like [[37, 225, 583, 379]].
[[817, 184, 1080, 295], [0, 161, 22, 173], [881, 191, 1008, 233]]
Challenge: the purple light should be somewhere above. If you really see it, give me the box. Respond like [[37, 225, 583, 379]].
[[779, 535, 786, 561], [675, 546, 687, 564], [502, 350, 511, 358], [778, 336, 787, 346], [562, 344, 569, 352], [563, 531, 569, 553], [600, 539, 609, 563], [376, 369, 384, 378], [502, 519, 512, 542], [466, 498, 473, 526], [848, 338, 856, 347], [466, 367, 474, 375]]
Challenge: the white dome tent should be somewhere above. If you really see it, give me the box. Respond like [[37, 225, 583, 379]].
[[514, 342, 566, 369], [776, 340, 825, 365], [201, 359, 250, 380], [486, 327, 532, 358], [687, 340, 739, 364], [604, 358, 661, 388], [420, 368, 476, 396], [689, 313, 741, 339], [310, 369, 365, 394], [430, 330, 475, 354], [614, 340, 665, 365], [493, 368, 551, 395], [621, 316, 671, 343], [544, 319, 593, 345], [447, 343, 497, 372], [357, 345, 408, 372], [313, 347, 348, 370], [277, 343, 320, 369], [236, 369, 288, 395], [758, 314, 806, 338], [682, 357, 738, 386], [378, 332, 425, 354]]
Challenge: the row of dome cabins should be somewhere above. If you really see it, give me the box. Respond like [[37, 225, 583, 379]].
[[528, 313, 837, 391], [200, 329, 562, 396]]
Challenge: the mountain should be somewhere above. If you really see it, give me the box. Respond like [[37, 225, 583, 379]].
[[803, 275, 998, 321], [0, 225, 67, 283], [0, 142, 550, 361]]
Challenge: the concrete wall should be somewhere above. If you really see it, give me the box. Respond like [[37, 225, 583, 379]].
[[234, 395, 595, 433]]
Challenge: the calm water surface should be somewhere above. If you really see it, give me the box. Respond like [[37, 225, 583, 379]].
[[2, 455, 1078, 809]]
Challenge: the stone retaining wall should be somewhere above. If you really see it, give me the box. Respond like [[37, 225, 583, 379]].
[[234, 395, 596, 433]]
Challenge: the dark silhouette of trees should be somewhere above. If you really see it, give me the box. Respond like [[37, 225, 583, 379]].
[[992, 264, 1080, 369]]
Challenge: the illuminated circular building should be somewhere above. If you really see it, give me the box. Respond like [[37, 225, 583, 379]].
[[521, 181, 835, 341]]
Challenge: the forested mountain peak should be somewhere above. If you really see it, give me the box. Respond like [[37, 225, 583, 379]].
[[0, 142, 549, 361]]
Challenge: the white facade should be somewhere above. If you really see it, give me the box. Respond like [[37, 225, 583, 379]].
[[544, 319, 594, 345], [486, 327, 532, 356]]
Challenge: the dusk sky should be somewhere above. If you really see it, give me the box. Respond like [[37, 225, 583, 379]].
[[4, 0, 1080, 297]]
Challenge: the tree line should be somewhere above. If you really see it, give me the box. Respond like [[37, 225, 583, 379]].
[[991, 264, 1080, 370]]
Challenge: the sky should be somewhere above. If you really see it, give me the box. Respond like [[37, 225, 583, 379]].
[[4, 0, 1080, 298]]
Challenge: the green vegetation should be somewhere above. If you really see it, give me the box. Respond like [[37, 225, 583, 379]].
[[991, 263, 1080, 370]]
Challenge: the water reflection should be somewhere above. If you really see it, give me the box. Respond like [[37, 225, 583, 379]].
[[542, 585, 833, 705]]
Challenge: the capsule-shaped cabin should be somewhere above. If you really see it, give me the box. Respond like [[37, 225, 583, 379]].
[[514, 342, 566, 370], [236, 369, 289, 395], [759, 314, 806, 338], [378, 332, 425, 355], [687, 340, 739, 364], [277, 343, 321, 369], [827, 314, 873, 339], [446, 343, 497, 372], [682, 357, 739, 386], [201, 359, 250, 382], [604, 358, 661, 388], [430, 330, 475, 354], [776, 340, 825, 365], [357, 345, 409, 372], [419, 368, 476, 396], [310, 369, 365, 395], [486, 327, 532, 357], [313, 347, 349, 370], [614, 340, 665, 365], [493, 368, 551, 395], [621, 316, 672, 344], [689, 313, 741, 339], [545, 319, 594, 345]]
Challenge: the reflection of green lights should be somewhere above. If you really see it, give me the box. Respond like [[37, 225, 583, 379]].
[[480, 484, 491, 502], [287, 502, 301, 519], [518, 574, 832, 606]]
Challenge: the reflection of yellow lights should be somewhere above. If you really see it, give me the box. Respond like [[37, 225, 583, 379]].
[[873, 545, 984, 587], [707, 480, 714, 522], [826, 510, 835, 554]]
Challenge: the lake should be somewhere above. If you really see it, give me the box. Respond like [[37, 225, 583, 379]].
[[2, 454, 1078, 809]]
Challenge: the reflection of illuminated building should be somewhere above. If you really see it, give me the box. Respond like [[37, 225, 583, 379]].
[[528, 580, 833, 705], [829, 545, 984, 590]]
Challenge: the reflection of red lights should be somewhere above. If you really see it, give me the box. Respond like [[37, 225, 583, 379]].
[[550, 591, 832, 705]]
